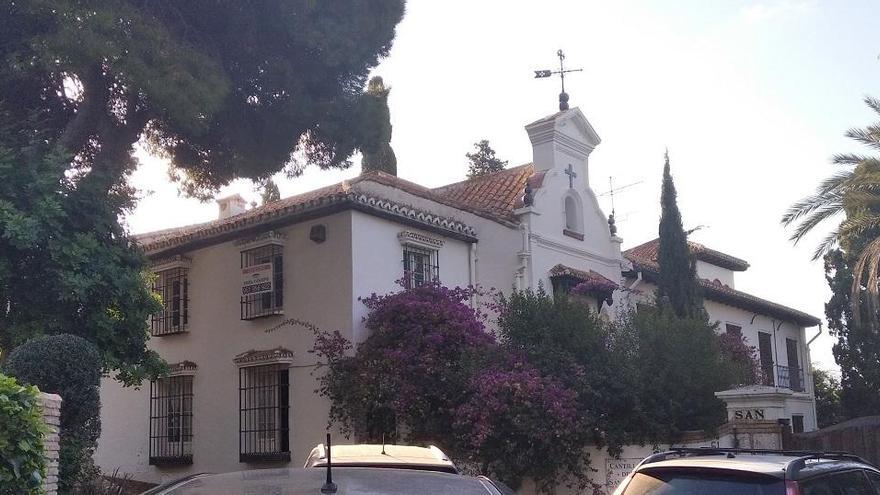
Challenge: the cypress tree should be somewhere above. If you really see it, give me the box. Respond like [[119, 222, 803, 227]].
[[656, 151, 704, 318], [360, 76, 398, 175]]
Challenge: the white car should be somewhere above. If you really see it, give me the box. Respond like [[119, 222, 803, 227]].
[[304, 443, 458, 474], [141, 467, 503, 494]]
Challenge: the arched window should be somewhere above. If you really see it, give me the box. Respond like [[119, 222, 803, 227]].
[[562, 193, 584, 240], [565, 196, 579, 231]]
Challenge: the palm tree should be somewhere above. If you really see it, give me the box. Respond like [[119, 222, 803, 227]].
[[782, 96, 880, 327]]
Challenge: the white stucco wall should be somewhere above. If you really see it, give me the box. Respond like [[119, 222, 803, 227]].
[[696, 260, 736, 288], [350, 210, 473, 343], [97, 211, 355, 483]]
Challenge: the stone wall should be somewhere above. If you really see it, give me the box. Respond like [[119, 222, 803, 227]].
[[38, 392, 62, 495]]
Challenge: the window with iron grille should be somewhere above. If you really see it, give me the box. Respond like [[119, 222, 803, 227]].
[[149, 375, 193, 465], [240, 244, 283, 320], [151, 268, 189, 336], [239, 364, 290, 462], [402, 244, 438, 289]]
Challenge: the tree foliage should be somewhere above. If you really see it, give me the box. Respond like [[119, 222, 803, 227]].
[[496, 288, 642, 454], [782, 96, 880, 327], [0, 373, 46, 495], [2, 0, 406, 198], [360, 76, 397, 176], [4, 335, 103, 493], [812, 367, 844, 429], [0, 116, 163, 384], [628, 305, 729, 439], [311, 284, 748, 491], [1, 0, 403, 382], [825, 248, 880, 417], [657, 152, 703, 318], [466, 140, 508, 179]]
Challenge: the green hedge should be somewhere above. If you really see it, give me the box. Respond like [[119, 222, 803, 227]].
[[4, 334, 102, 492], [0, 373, 46, 495]]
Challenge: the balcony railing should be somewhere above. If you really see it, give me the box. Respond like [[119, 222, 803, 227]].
[[775, 365, 806, 392]]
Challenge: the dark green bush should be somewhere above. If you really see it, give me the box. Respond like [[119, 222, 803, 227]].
[[0, 373, 46, 495], [4, 334, 102, 493]]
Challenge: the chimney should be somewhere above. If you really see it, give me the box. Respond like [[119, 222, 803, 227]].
[[524, 108, 601, 186], [217, 194, 247, 220]]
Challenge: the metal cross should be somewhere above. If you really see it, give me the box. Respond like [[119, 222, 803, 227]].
[[534, 49, 583, 111], [564, 164, 577, 188]]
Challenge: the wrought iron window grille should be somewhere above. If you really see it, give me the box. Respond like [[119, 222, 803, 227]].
[[239, 364, 290, 463], [149, 375, 194, 465], [240, 244, 284, 320], [151, 268, 189, 336], [402, 244, 438, 289]]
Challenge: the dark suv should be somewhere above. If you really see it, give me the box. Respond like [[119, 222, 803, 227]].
[[613, 448, 880, 495]]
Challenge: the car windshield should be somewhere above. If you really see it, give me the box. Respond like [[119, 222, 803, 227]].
[[620, 469, 784, 495], [153, 467, 494, 495]]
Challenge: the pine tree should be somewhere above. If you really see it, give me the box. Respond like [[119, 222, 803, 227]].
[[360, 76, 397, 175], [466, 140, 508, 178], [656, 151, 704, 318]]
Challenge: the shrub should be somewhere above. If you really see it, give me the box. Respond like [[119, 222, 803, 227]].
[[496, 288, 646, 451], [453, 358, 586, 491], [4, 334, 102, 492], [716, 331, 762, 387], [312, 284, 495, 443], [627, 304, 729, 440], [0, 373, 46, 495]]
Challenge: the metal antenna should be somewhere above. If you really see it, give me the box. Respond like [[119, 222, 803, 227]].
[[534, 49, 583, 111], [321, 433, 337, 494], [599, 177, 644, 216]]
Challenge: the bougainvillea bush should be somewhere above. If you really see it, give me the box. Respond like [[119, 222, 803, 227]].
[[312, 284, 496, 444], [715, 331, 763, 387], [309, 283, 755, 491], [454, 358, 588, 491], [496, 288, 645, 455], [311, 284, 596, 489]]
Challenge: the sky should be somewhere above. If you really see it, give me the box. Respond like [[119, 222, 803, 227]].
[[126, 0, 880, 372]]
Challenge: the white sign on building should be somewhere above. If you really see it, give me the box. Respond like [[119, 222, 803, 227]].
[[241, 263, 273, 295]]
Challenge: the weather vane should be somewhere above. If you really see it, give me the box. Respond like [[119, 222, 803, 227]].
[[534, 49, 583, 111]]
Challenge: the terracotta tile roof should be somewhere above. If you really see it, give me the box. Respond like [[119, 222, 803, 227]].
[[134, 172, 491, 255], [135, 165, 549, 256], [432, 164, 542, 222], [623, 248, 820, 327], [625, 238, 750, 271], [549, 264, 619, 289]]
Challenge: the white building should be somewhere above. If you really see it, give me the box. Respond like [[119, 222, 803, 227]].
[[96, 107, 820, 484]]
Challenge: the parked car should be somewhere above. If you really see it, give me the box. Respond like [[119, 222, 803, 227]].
[[140, 467, 504, 494], [612, 448, 880, 495], [304, 443, 458, 474]]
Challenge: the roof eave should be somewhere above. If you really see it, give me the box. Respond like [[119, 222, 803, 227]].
[[624, 261, 820, 327], [140, 194, 479, 258]]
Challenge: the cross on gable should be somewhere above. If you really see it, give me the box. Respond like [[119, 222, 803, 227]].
[[565, 164, 577, 188]]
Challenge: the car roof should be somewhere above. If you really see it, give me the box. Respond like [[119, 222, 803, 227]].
[[305, 443, 456, 471], [635, 449, 877, 481], [638, 454, 798, 478], [152, 467, 495, 494]]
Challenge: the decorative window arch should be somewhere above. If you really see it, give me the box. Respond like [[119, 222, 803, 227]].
[[563, 192, 584, 239]]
